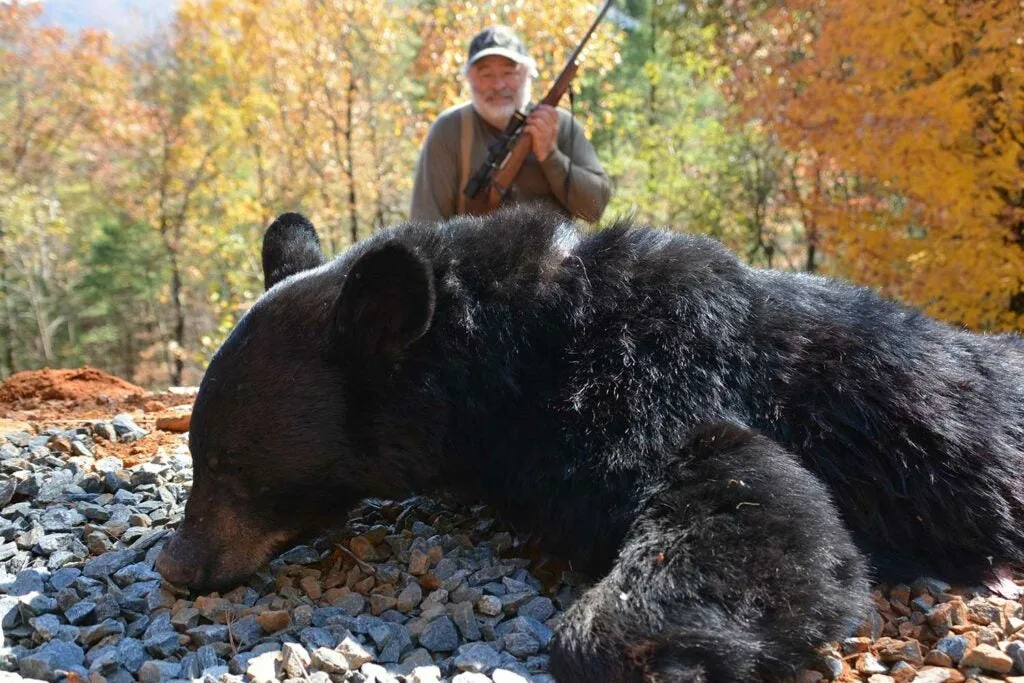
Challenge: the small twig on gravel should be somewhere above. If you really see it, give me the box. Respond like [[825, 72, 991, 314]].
[[225, 611, 238, 655]]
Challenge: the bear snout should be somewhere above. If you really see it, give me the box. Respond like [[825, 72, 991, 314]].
[[155, 532, 202, 587]]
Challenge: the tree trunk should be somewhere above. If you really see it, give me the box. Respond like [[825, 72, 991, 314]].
[[345, 76, 358, 244], [805, 241, 817, 273], [169, 250, 185, 386], [0, 258, 15, 376]]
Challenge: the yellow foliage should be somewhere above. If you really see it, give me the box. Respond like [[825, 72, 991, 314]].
[[729, 0, 1024, 331]]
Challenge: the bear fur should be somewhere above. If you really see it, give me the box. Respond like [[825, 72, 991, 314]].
[[157, 204, 1024, 679]]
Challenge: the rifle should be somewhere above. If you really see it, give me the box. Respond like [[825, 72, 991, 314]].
[[462, 0, 616, 215]]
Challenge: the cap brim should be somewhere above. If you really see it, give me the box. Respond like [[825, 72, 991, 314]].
[[468, 47, 536, 71]]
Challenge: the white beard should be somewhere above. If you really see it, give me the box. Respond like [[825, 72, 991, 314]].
[[472, 79, 533, 130]]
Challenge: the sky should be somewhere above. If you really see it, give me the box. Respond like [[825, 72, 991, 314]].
[[14, 0, 177, 41]]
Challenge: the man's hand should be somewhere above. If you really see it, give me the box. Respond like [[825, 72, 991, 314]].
[[524, 104, 558, 162]]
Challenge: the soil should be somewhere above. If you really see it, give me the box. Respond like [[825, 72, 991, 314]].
[[0, 365, 195, 466], [0, 366, 145, 405], [0, 366, 194, 422]]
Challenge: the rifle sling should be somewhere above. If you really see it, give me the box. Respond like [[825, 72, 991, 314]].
[[457, 103, 473, 215]]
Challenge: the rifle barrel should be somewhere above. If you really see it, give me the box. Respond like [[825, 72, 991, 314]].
[[563, 0, 616, 68]]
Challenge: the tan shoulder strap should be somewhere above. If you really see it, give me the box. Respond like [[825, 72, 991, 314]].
[[457, 103, 473, 215]]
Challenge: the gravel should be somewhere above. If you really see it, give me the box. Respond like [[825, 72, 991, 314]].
[[3, 414, 1024, 682], [0, 416, 576, 682]]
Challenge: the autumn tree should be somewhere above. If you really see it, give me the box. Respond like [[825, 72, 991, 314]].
[[710, 0, 1024, 331], [99, 29, 233, 385], [0, 1, 118, 373]]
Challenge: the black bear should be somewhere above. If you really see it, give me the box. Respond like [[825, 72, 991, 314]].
[[550, 422, 868, 682], [156, 205, 1024, 678]]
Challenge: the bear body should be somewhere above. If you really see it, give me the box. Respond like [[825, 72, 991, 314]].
[[157, 205, 1024, 679], [551, 422, 869, 682]]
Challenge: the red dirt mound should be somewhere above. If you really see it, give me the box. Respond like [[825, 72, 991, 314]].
[[0, 366, 145, 405]]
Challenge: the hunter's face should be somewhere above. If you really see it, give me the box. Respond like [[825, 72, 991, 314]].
[[469, 56, 531, 128]]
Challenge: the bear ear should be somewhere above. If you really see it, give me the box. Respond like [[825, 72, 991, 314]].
[[333, 242, 436, 359], [262, 212, 325, 290]]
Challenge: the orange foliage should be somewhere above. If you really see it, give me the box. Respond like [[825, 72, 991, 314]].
[[726, 0, 1024, 331]]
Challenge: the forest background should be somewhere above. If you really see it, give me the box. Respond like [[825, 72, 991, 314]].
[[1, 0, 1021, 387]]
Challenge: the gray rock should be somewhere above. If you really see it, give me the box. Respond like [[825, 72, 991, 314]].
[[35, 534, 78, 556], [35, 470, 74, 503], [299, 626, 338, 651], [518, 597, 555, 622], [469, 564, 515, 586], [419, 616, 459, 652], [112, 562, 161, 586], [39, 507, 86, 531], [398, 582, 424, 612], [19, 590, 59, 615], [49, 567, 81, 591], [504, 632, 540, 659], [112, 414, 147, 441], [451, 601, 482, 641], [137, 660, 181, 683], [823, 656, 844, 679], [0, 595, 20, 629], [935, 634, 969, 663], [229, 614, 264, 649], [181, 645, 224, 678], [83, 548, 138, 578], [81, 618, 125, 646], [277, 545, 321, 564], [19, 639, 86, 681], [8, 568, 46, 596], [92, 422, 118, 442], [125, 615, 151, 639], [143, 630, 180, 658], [525, 655, 550, 673], [93, 594, 122, 621], [86, 644, 121, 672], [379, 623, 414, 663], [143, 612, 174, 638], [29, 614, 63, 640], [146, 586, 176, 612], [0, 479, 15, 507], [454, 642, 502, 673], [188, 624, 229, 645], [337, 592, 367, 617], [402, 648, 435, 669], [495, 616, 554, 649], [117, 637, 147, 673], [1006, 640, 1024, 674]]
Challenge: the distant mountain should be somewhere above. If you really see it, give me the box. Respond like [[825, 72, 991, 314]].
[[36, 0, 177, 41]]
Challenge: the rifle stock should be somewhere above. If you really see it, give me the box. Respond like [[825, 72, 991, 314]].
[[464, 0, 615, 215]]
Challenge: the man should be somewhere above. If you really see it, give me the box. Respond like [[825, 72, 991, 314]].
[[409, 25, 612, 223]]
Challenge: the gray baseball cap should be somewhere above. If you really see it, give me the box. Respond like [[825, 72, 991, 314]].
[[467, 26, 537, 74]]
